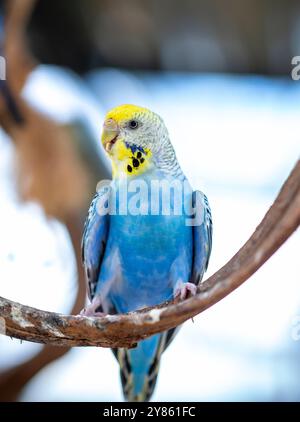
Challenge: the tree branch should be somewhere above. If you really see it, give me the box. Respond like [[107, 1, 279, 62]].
[[1, 160, 299, 349], [0, 214, 87, 401]]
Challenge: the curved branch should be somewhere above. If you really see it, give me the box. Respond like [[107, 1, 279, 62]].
[[1, 161, 300, 349]]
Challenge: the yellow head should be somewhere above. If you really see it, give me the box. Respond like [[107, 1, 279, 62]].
[[101, 104, 169, 178]]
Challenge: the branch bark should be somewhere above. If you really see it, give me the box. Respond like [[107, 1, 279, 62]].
[[1, 160, 300, 349]]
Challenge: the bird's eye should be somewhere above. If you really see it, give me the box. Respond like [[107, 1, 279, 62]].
[[128, 120, 139, 129]]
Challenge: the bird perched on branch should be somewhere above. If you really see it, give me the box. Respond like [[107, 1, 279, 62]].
[[81, 104, 212, 401]]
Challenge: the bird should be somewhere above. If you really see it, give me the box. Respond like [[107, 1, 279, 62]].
[[81, 104, 212, 401]]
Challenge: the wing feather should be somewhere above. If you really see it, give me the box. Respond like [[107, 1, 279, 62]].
[[81, 187, 110, 300], [191, 190, 213, 285], [161, 191, 212, 354]]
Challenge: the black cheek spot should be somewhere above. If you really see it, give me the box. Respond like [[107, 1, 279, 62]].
[[132, 158, 139, 168], [140, 158, 145, 163], [127, 165, 133, 173], [137, 151, 142, 159]]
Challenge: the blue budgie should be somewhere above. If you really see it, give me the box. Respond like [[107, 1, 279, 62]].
[[81, 104, 212, 401]]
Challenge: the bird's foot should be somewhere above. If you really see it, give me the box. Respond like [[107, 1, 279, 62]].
[[174, 282, 197, 300], [79, 308, 106, 317], [79, 297, 106, 317]]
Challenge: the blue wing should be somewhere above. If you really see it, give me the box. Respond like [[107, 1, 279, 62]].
[[81, 187, 110, 300], [191, 190, 213, 285], [153, 191, 212, 357]]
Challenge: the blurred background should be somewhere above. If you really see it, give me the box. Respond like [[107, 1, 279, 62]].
[[0, 0, 299, 401]]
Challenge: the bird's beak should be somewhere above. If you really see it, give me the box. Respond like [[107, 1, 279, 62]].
[[101, 118, 119, 153]]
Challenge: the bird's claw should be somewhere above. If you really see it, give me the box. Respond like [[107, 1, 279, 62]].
[[174, 282, 197, 300], [79, 298, 106, 317], [79, 307, 106, 317]]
